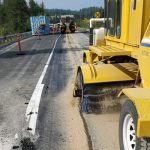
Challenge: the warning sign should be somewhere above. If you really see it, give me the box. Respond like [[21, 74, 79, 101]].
[[95, 12, 101, 18]]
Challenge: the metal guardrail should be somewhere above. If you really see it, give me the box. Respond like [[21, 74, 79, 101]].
[[0, 32, 32, 49]]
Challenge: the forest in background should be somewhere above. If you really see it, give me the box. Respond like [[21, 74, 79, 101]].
[[46, 7, 104, 23], [0, 0, 104, 36], [0, 0, 44, 36], [46, 7, 104, 29]]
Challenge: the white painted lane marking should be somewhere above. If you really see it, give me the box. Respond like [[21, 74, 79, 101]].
[[26, 35, 61, 135]]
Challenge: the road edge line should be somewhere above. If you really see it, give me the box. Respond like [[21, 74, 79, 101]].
[[26, 34, 61, 135]]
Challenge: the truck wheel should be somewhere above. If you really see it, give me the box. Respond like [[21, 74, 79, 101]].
[[77, 70, 84, 98], [73, 70, 84, 97], [119, 100, 150, 150], [61, 31, 65, 34], [70, 29, 75, 33], [76, 71, 90, 113]]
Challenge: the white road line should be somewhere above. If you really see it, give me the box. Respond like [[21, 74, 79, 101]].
[[26, 35, 61, 135]]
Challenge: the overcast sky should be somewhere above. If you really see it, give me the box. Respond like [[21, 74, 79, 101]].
[[34, 0, 104, 10]]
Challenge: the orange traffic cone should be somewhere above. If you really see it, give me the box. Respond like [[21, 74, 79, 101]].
[[17, 33, 25, 55]]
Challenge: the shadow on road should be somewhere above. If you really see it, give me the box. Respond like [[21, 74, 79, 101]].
[[0, 48, 83, 59], [81, 96, 121, 115]]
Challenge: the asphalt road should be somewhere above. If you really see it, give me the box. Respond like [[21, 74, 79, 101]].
[[0, 35, 59, 149], [35, 33, 120, 150], [0, 33, 120, 150], [35, 34, 89, 150]]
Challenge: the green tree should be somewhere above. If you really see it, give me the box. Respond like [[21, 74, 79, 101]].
[[40, 1, 45, 15], [29, 0, 44, 16], [0, 0, 46, 36], [29, 0, 37, 16], [0, 0, 30, 34], [8, 0, 29, 32]]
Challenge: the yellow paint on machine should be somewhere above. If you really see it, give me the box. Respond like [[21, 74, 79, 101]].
[[80, 63, 138, 84], [120, 88, 150, 137], [89, 46, 131, 57], [75, 0, 150, 138]]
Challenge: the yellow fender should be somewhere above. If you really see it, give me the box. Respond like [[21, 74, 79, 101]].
[[119, 88, 150, 138], [78, 63, 136, 84]]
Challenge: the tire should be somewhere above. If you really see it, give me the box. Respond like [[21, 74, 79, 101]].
[[61, 25, 66, 34], [76, 70, 84, 98], [119, 100, 150, 150], [61, 31, 65, 34], [71, 30, 75, 33], [73, 70, 84, 97], [77, 71, 84, 91], [76, 71, 92, 113]]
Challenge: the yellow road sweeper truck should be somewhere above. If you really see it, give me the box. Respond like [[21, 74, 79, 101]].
[[73, 0, 150, 149]]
